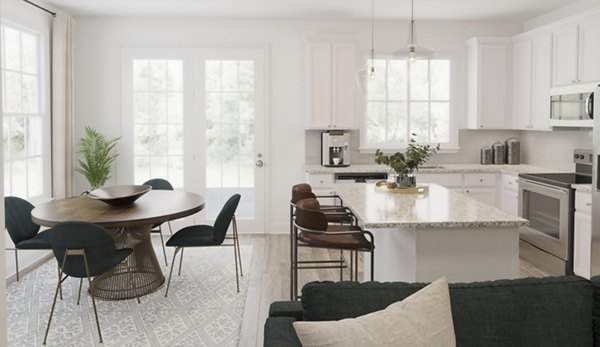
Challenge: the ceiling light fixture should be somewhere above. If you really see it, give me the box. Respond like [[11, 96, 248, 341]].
[[356, 0, 376, 93], [392, 0, 435, 63]]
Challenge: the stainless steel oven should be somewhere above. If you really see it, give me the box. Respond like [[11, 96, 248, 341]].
[[517, 149, 592, 275], [518, 179, 572, 263]]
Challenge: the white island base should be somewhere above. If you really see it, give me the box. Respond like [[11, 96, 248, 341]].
[[364, 226, 520, 283]]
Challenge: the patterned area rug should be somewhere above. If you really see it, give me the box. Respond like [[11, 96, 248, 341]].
[[7, 243, 253, 346]]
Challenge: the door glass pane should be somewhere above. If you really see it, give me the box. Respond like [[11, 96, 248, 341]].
[[132, 59, 184, 187], [205, 60, 255, 220]]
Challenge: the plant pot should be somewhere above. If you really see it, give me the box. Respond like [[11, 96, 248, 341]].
[[395, 174, 416, 189]]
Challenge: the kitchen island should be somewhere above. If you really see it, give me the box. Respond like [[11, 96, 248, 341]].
[[334, 183, 528, 283]]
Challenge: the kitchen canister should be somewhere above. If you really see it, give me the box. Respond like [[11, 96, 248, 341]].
[[505, 137, 521, 165], [492, 142, 505, 165], [480, 146, 492, 165]]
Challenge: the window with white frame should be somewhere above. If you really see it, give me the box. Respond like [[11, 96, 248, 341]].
[[364, 58, 452, 149], [131, 59, 184, 188], [1, 22, 50, 200]]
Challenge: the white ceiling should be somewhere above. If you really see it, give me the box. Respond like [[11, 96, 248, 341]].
[[42, 0, 577, 21]]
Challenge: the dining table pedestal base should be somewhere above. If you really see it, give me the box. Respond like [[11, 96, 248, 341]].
[[90, 225, 165, 300]]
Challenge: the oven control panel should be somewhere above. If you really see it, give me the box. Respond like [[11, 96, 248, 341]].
[[574, 149, 593, 165]]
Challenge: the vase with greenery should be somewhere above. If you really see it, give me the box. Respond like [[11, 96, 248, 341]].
[[76, 126, 120, 190], [374, 136, 440, 188]]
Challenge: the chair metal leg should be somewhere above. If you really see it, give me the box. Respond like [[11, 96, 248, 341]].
[[167, 221, 173, 236], [43, 252, 68, 345], [158, 225, 168, 267], [82, 252, 102, 344], [14, 249, 19, 282], [57, 264, 63, 300], [233, 216, 243, 276], [293, 225, 299, 301], [233, 240, 240, 293], [77, 278, 83, 305], [165, 247, 181, 297], [339, 250, 343, 281], [178, 247, 184, 276], [354, 251, 359, 281], [349, 250, 354, 282]]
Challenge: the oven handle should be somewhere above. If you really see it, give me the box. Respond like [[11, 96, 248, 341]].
[[516, 178, 569, 196]]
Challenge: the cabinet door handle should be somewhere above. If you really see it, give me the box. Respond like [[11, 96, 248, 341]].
[[586, 202, 592, 207], [479, 178, 483, 182], [479, 125, 484, 128]]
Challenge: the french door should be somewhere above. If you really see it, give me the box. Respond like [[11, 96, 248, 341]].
[[121, 47, 267, 232]]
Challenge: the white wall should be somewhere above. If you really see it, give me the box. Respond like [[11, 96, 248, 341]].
[[73, 17, 522, 233]]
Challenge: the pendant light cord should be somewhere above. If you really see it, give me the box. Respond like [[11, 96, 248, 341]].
[[410, 0, 415, 44], [370, 0, 375, 62]]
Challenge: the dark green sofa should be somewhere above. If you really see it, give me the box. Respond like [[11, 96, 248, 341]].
[[265, 276, 600, 346]]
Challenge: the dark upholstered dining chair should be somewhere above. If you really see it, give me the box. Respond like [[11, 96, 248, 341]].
[[164, 194, 242, 297], [43, 221, 135, 345], [143, 178, 174, 266], [292, 198, 375, 300], [5, 196, 55, 282]]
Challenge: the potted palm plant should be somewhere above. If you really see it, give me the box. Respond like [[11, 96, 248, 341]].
[[76, 126, 120, 190], [374, 136, 440, 189]]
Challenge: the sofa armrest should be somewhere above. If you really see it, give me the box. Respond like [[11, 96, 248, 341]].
[[264, 317, 302, 347], [269, 301, 304, 320]]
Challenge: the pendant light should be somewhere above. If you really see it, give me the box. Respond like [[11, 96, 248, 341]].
[[391, 0, 435, 62], [356, 0, 376, 93]]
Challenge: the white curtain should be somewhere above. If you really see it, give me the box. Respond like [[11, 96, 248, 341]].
[[51, 12, 75, 198]]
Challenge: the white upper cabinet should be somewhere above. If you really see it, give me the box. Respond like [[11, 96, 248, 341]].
[[530, 33, 552, 131], [552, 24, 579, 87], [512, 33, 552, 131], [552, 15, 600, 87], [465, 37, 512, 130], [578, 17, 600, 84], [512, 39, 532, 130], [305, 40, 358, 130]]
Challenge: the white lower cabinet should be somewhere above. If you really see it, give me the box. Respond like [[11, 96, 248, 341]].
[[574, 191, 592, 279], [500, 173, 519, 215]]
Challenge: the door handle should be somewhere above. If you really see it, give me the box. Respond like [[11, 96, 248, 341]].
[[255, 160, 264, 168]]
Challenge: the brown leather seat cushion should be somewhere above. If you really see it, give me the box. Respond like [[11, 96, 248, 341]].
[[299, 225, 372, 250]]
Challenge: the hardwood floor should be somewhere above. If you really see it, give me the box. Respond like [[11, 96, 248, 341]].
[[237, 234, 550, 346]]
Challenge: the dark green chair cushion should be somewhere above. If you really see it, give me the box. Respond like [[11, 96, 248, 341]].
[[15, 228, 52, 249], [143, 178, 174, 229], [166, 225, 220, 247], [269, 301, 303, 320], [300, 276, 593, 347], [51, 221, 132, 278], [264, 317, 301, 347], [4, 196, 42, 246], [166, 194, 240, 248]]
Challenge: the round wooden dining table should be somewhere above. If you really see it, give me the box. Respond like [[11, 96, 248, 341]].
[[31, 190, 205, 300]]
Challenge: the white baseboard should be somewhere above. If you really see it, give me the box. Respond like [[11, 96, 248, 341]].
[[5, 252, 53, 285]]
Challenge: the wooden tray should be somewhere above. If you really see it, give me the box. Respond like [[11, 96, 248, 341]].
[[374, 181, 429, 194]]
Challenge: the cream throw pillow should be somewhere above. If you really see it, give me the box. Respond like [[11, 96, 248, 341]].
[[293, 277, 456, 347]]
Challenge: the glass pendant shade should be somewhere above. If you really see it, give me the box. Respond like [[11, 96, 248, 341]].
[[391, 1, 436, 62]]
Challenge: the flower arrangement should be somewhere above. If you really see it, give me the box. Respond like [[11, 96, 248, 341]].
[[374, 135, 440, 188]]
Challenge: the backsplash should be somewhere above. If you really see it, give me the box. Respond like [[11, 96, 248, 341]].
[[306, 128, 592, 171], [305, 129, 521, 165]]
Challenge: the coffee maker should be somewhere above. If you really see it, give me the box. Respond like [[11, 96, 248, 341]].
[[321, 131, 350, 167]]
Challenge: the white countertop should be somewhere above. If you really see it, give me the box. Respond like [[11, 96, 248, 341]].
[[334, 183, 528, 229], [306, 163, 561, 175], [573, 184, 592, 193]]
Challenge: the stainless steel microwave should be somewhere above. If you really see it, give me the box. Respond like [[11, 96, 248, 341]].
[[550, 84, 595, 127]]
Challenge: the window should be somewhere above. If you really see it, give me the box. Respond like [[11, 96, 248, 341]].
[[1, 22, 50, 200], [363, 58, 452, 149], [131, 59, 184, 188]]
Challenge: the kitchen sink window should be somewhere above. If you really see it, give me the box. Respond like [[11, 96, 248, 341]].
[[362, 58, 456, 151]]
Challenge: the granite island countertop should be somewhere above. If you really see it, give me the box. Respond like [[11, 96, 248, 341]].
[[306, 164, 562, 175], [334, 183, 528, 229]]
